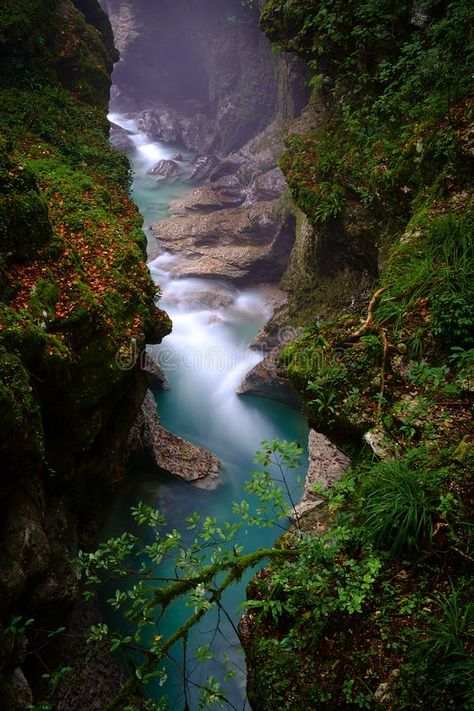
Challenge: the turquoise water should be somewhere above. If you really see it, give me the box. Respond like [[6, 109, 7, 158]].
[[103, 113, 308, 709]]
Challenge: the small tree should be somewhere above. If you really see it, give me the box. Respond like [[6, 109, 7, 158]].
[[77, 440, 305, 711]]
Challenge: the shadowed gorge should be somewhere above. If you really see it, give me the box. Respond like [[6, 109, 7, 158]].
[[0, 0, 473, 709]]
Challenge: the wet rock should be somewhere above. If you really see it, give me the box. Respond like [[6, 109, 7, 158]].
[[171, 185, 244, 214], [188, 289, 235, 310], [291, 431, 350, 521], [143, 352, 169, 390], [0, 667, 33, 710], [147, 159, 179, 179], [237, 346, 302, 410], [170, 153, 183, 161], [137, 107, 183, 143], [129, 391, 221, 488], [108, 124, 133, 151], [182, 112, 216, 153], [188, 154, 222, 182], [152, 198, 296, 284]]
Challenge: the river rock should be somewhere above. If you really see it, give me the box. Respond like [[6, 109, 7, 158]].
[[188, 154, 222, 183], [248, 297, 292, 350], [291, 431, 350, 521], [109, 124, 133, 151], [137, 107, 183, 143], [237, 345, 302, 410], [182, 112, 216, 153], [188, 288, 235, 310], [171, 185, 244, 214], [147, 159, 179, 179], [170, 153, 183, 161], [151, 198, 296, 284], [129, 391, 221, 489]]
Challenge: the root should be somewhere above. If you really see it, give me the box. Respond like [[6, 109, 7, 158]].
[[348, 287, 386, 340], [344, 287, 391, 418]]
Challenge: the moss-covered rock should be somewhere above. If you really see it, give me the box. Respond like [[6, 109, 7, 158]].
[[242, 3, 474, 709], [0, 0, 171, 702]]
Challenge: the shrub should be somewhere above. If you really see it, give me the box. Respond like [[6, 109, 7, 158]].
[[403, 589, 474, 708], [358, 459, 442, 555]]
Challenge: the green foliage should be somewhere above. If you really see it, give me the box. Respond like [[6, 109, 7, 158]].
[[74, 441, 309, 709], [401, 588, 474, 708], [281, 136, 345, 224], [358, 459, 444, 555], [0, 0, 171, 486], [375, 211, 474, 351], [59, 438, 472, 709], [283, 319, 384, 435]]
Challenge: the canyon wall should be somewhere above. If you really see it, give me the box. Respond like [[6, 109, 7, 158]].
[[102, 0, 308, 153], [0, 1, 170, 705]]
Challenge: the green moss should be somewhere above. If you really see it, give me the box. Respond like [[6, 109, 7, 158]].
[[248, 6, 474, 706], [0, 345, 45, 471], [0, 0, 171, 483]]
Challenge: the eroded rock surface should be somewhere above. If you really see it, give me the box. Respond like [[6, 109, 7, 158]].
[[129, 391, 221, 489], [147, 159, 179, 179], [237, 346, 302, 410], [292, 431, 350, 521], [152, 197, 295, 284]]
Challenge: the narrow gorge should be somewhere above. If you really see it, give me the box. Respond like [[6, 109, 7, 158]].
[[0, 1, 472, 710]]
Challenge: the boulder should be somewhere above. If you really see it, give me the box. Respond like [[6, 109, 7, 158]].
[[147, 159, 179, 179], [188, 154, 222, 182], [137, 108, 183, 143], [109, 125, 133, 151], [171, 185, 244, 214], [170, 153, 183, 161], [291, 431, 350, 522], [237, 346, 302, 410], [129, 391, 221, 489], [151, 198, 296, 284]]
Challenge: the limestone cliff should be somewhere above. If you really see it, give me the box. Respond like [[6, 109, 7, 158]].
[[101, 0, 308, 153]]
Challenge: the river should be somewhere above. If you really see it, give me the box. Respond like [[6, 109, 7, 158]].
[[103, 111, 308, 709]]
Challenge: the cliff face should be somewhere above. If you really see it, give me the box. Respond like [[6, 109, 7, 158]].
[[102, 0, 308, 154], [240, 2, 473, 709], [0, 0, 170, 704]]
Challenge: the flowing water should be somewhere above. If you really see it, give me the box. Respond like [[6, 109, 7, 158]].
[[103, 111, 308, 709]]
